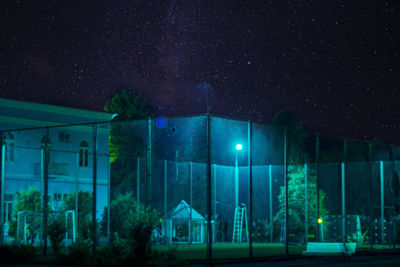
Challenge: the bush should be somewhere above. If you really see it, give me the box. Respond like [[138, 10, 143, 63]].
[[61, 240, 91, 264], [125, 205, 159, 258], [47, 216, 66, 254]]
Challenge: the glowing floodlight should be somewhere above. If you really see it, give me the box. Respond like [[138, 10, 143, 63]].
[[318, 218, 323, 224], [236, 144, 243, 151]]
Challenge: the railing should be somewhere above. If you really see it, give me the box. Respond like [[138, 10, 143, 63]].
[[34, 162, 69, 176]]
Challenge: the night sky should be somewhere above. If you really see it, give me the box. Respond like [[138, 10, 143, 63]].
[[1, 1, 400, 144]]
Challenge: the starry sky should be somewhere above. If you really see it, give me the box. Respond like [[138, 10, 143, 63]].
[[1, 1, 400, 144]]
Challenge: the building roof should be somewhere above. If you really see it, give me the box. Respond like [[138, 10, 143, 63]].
[[165, 200, 205, 220], [0, 98, 117, 131]]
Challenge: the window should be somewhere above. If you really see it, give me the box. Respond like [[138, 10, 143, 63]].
[[53, 193, 67, 201], [4, 132, 15, 162], [79, 141, 89, 167], [54, 193, 61, 201]]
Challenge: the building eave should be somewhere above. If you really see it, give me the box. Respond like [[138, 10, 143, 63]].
[[0, 98, 116, 121]]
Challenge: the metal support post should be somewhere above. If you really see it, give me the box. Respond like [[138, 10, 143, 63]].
[[43, 128, 49, 255], [107, 154, 110, 244], [65, 210, 76, 254], [248, 121, 253, 257], [269, 165, 273, 242], [92, 125, 98, 252], [75, 153, 79, 241], [380, 161, 384, 245], [284, 128, 288, 255], [390, 146, 396, 248], [0, 139, 4, 245], [304, 163, 308, 243], [137, 157, 140, 210], [40, 148, 44, 247], [343, 139, 347, 243], [147, 118, 152, 208], [164, 160, 167, 239], [213, 163, 216, 235], [341, 162, 346, 243], [206, 115, 213, 265], [189, 162, 193, 244], [368, 143, 373, 250], [315, 134, 320, 242]]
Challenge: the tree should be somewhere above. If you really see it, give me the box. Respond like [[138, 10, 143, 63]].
[[100, 192, 136, 239], [270, 110, 329, 242], [8, 186, 41, 243], [104, 89, 152, 121], [273, 165, 328, 242], [270, 109, 308, 164], [47, 213, 66, 254], [63, 190, 93, 241], [104, 90, 153, 199], [100, 192, 159, 246]]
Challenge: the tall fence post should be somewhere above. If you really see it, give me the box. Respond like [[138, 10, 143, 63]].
[[40, 147, 44, 247], [380, 160, 384, 245], [315, 134, 320, 242], [43, 128, 49, 255], [107, 152, 110, 244], [248, 121, 253, 258], [92, 124, 98, 252], [164, 159, 167, 241], [206, 115, 212, 265], [368, 143, 373, 250], [342, 139, 347, 244], [341, 162, 346, 243], [189, 162, 193, 244], [147, 118, 152, 208], [0, 133, 4, 245], [390, 146, 396, 248], [284, 128, 288, 255], [304, 163, 308, 243], [137, 157, 140, 211], [269, 165, 273, 242], [75, 152, 79, 241]]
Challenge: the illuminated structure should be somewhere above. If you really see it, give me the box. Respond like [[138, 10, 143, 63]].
[[1, 110, 400, 262], [0, 98, 115, 243]]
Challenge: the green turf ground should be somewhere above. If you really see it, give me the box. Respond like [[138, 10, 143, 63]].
[[154, 243, 305, 260], [154, 243, 398, 260]]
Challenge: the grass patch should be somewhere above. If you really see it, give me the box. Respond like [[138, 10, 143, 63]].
[[154, 243, 306, 260]]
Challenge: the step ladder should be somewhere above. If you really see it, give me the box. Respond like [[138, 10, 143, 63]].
[[232, 203, 249, 243]]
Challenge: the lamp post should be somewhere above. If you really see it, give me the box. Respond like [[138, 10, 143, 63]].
[[235, 144, 242, 208]]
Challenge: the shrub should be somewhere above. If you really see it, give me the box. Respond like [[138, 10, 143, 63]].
[[125, 204, 160, 259], [47, 215, 66, 254]]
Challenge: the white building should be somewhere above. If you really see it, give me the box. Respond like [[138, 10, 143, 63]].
[[0, 98, 115, 240]]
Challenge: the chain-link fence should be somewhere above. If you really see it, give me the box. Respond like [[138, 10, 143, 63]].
[[1, 115, 400, 262]]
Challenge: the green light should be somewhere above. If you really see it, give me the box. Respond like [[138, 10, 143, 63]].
[[236, 144, 243, 150]]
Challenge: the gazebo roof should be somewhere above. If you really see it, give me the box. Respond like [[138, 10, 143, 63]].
[[165, 200, 205, 220]]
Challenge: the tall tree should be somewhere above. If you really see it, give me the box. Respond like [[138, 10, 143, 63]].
[[104, 90, 153, 200], [104, 89, 152, 121], [8, 186, 41, 243], [63, 190, 93, 240], [270, 109, 328, 242], [270, 109, 308, 164]]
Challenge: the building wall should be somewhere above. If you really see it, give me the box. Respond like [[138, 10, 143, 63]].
[[3, 126, 110, 221]]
